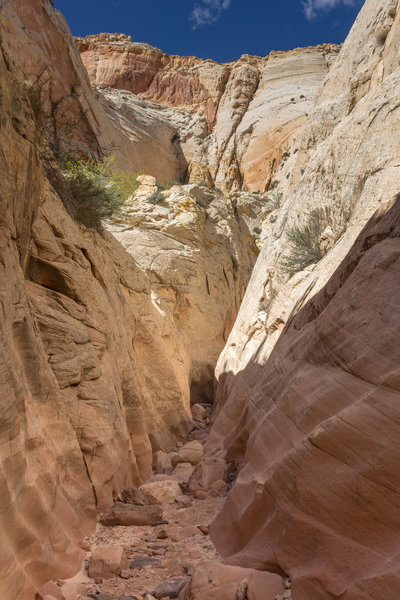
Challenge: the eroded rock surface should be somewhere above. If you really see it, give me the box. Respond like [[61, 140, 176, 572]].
[[78, 34, 339, 191]]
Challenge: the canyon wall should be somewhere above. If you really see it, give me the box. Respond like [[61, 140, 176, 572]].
[[78, 34, 339, 191], [0, 2, 194, 597], [209, 0, 400, 597]]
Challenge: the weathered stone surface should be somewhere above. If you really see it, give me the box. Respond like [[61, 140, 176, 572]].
[[100, 502, 162, 526], [37, 581, 65, 600], [140, 480, 182, 505], [210, 9, 400, 597], [211, 195, 400, 598], [107, 184, 272, 403], [152, 577, 188, 599], [129, 558, 161, 570], [88, 545, 127, 579]]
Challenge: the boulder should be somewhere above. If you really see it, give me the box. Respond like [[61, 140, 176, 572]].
[[140, 480, 182, 505], [188, 457, 227, 493], [99, 502, 162, 526], [88, 545, 127, 579], [152, 578, 188, 599], [171, 441, 203, 467], [178, 562, 282, 600], [129, 557, 161, 570]]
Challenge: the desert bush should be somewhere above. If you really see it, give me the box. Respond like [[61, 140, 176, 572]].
[[195, 197, 206, 208], [60, 155, 138, 228], [280, 207, 328, 275], [253, 226, 262, 235], [147, 191, 165, 205]]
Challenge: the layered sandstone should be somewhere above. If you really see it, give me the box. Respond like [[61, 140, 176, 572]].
[[78, 34, 339, 191], [107, 183, 276, 401], [0, 3, 194, 598], [210, 0, 400, 597]]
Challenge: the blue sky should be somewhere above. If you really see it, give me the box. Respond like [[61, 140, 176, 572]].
[[54, 0, 364, 63]]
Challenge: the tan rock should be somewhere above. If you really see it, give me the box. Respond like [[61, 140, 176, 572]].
[[88, 545, 127, 579], [170, 526, 204, 542], [100, 502, 162, 526], [171, 441, 204, 467], [180, 562, 282, 600], [140, 480, 182, 505]]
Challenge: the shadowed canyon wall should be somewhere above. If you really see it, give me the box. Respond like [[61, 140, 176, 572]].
[[209, 0, 400, 597]]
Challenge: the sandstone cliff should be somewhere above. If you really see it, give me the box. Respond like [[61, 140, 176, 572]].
[[0, 3, 194, 598], [209, 0, 400, 596], [78, 34, 339, 191], [107, 180, 278, 402]]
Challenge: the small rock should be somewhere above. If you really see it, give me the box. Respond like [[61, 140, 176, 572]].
[[284, 578, 291, 589], [156, 529, 168, 539], [87, 593, 113, 600], [151, 520, 169, 527], [78, 540, 91, 551], [152, 578, 188, 599], [129, 557, 161, 570], [171, 525, 204, 542], [119, 569, 131, 579], [148, 542, 168, 549], [88, 545, 127, 579], [175, 495, 191, 508], [94, 577, 103, 584], [152, 548, 167, 556], [144, 595, 158, 600]]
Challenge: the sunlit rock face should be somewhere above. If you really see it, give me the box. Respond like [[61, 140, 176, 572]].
[[208, 0, 400, 597], [78, 34, 339, 191]]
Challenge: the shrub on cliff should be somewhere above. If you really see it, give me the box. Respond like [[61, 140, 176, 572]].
[[281, 207, 327, 275], [60, 155, 138, 228]]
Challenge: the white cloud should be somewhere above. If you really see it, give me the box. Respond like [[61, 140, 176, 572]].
[[190, 0, 231, 29], [302, 0, 359, 20]]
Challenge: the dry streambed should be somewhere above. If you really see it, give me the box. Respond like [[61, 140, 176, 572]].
[[38, 405, 290, 600]]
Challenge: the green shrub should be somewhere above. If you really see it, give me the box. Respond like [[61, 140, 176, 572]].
[[195, 197, 206, 208], [147, 191, 165, 205], [60, 155, 138, 229], [269, 180, 278, 190], [166, 180, 181, 189], [253, 226, 262, 235], [280, 208, 327, 275]]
